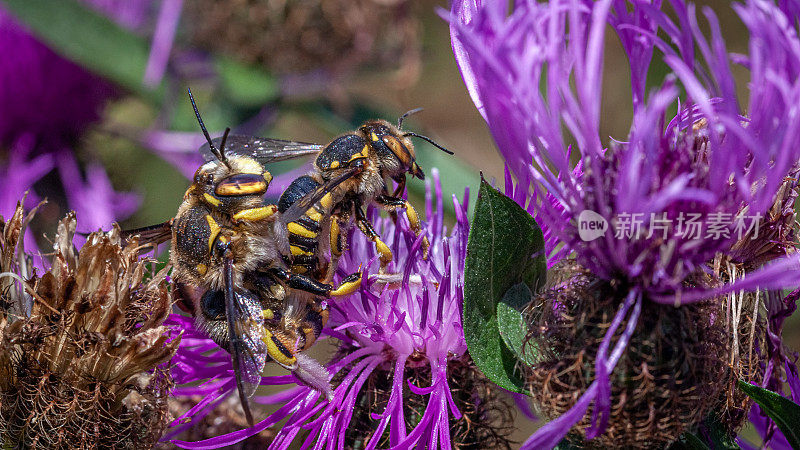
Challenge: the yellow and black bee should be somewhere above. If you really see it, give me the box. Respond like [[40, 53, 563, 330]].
[[125, 90, 361, 424], [277, 110, 453, 276]]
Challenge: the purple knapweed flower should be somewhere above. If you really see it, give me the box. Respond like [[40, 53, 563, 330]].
[[450, 0, 800, 447], [165, 173, 513, 449], [0, 3, 151, 244]]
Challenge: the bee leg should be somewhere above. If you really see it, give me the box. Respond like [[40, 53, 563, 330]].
[[391, 176, 407, 198], [263, 327, 298, 369], [354, 205, 393, 271], [232, 204, 278, 223], [272, 267, 361, 297], [385, 176, 407, 224], [376, 195, 429, 260], [324, 216, 346, 283], [271, 267, 332, 296], [329, 271, 362, 296]]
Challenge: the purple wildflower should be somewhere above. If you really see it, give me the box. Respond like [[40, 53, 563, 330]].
[[450, 0, 800, 446], [56, 151, 140, 237], [0, 3, 150, 244], [165, 173, 510, 449]]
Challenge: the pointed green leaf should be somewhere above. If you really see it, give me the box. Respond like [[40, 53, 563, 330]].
[[3, 0, 163, 101], [497, 284, 539, 366], [737, 380, 800, 449], [463, 178, 547, 394]]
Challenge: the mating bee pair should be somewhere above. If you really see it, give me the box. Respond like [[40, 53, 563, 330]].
[[127, 90, 452, 424]]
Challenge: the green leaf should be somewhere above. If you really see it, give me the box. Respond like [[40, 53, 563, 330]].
[[4, 0, 163, 101], [737, 380, 800, 448], [214, 57, 278, 108], [706, 413, 740, 450], [669, 433, 711, 450], [497, 284, 538, 366], [463, 178, 547, 394]]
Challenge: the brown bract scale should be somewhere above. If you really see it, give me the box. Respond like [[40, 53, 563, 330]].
[[729, 168, 799, 271], [0, 203, 179, 449], [522, 259, 765, 448]]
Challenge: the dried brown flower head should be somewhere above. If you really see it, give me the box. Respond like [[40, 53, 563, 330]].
[[185, 0, 420, 82], [0, 203, 180, 449]]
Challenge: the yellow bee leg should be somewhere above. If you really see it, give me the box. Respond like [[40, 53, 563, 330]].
[[377, 195, 429, 260], [329, 271, 362, 296], [324, 219, 345, 283], [402, 200, 429, 260], [232, 205, 278, 222], [263, 329, 297, 369], [355, 206, 393, 271]]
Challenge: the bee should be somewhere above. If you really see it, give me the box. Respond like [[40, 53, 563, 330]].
[[125, 90, 361, 424], [276, 109, 454, 277]]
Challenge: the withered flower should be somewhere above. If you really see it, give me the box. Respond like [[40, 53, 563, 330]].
[[0, 203, 179, 449], [185, 0, 421, 83]]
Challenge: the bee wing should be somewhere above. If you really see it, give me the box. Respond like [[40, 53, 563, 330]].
[[121, 219, 173, 248], [201, 135, 323, 164], [223, 257, 267, 426], [279, 166, 362, 224]]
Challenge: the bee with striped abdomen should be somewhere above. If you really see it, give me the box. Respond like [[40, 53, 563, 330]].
[[277, 110, 453, 276], [125, 90, 361, 424]]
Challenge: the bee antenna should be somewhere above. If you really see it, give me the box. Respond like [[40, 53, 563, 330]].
[[403, 132, 454, 155], [188, 88, 229, 166], [398, 107, 424, 129], [219, 127, 231, 157]]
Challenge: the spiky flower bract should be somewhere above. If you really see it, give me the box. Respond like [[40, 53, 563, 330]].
[[450, 0, 800, 447], [166, 173, 514, 449]]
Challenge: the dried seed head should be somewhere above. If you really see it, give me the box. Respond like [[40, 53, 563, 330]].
[[185, 0, 420, 81], [0, 203, 180, 449], [730, 170, 799, 270]]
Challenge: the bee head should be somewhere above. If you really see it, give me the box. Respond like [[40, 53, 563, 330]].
[[192, 156, 272, 213], [362, 111, 454, 181], [361, 120, 424, 179]]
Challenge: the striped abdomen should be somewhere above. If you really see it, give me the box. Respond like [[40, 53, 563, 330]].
[[278, 175, 327, 275]]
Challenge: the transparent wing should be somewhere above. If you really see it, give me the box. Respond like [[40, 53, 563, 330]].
[[201, 135, 323, 164], [279, 166, 362, 224], [120, 220, 173, 248], [223, 258, 267, 426]]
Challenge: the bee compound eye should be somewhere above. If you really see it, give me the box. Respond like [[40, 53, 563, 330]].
[[215, 173, 268, 196], [382, 135, 412, 165], [200, 290, 226, 320]]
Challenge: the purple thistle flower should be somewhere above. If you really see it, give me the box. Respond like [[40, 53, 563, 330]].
[[165, 172, 506, 449], [450, 0, 800, 446], [0, 2, 152, 244], [450, 0, 800, 301]]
